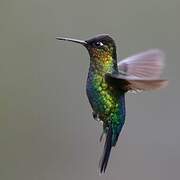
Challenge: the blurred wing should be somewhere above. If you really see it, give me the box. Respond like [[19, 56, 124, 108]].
[[118, 49, 165, 79], [105, 73, 168, 92]]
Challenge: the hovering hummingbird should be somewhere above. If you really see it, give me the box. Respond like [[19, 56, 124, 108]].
[[56, 34, 168, 173]]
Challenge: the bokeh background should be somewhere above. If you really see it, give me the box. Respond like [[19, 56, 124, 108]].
[[0, 0, 179, 180]]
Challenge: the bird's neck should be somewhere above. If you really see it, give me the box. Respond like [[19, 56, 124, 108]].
[[89, 56, 118, 76]]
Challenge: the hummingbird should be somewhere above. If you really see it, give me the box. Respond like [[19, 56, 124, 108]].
[[56, 34, 168, 173]]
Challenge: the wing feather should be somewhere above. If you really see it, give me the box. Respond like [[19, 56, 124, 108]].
[[118, 49, 165, 79], [105, 73, 168, 92]]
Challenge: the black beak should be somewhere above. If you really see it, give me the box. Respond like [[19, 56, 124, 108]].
[[56, 37, 87, 46]]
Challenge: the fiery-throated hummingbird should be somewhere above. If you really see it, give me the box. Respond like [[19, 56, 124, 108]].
[[56, 34, 168, 173]]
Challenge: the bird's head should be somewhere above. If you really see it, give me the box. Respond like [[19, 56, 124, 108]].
[[56, 34, 118, 72]]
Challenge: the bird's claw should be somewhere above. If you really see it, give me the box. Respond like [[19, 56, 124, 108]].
[[92, 112, 100, 122]]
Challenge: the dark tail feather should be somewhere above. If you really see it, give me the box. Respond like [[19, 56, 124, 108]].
[[99, 125, 113, 174]]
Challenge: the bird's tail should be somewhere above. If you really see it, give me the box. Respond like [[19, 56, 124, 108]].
[[99, 125, 113, 174]]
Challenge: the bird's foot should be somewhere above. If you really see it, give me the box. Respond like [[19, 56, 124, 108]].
[[92, 112, 100, 122]]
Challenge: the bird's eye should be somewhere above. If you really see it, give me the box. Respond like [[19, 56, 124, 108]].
[[94, 41, 104, 48]]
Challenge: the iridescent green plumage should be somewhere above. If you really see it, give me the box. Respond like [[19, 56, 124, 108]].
[[56, 34, 168, 174], [85, 35, 126, 172]]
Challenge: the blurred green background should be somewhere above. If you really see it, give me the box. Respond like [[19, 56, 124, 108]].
[[0, 0, 179, 179]]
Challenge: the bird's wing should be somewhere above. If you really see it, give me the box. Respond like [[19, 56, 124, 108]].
[[118, 49, 165, 79], [105, 73, 168, 92]]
